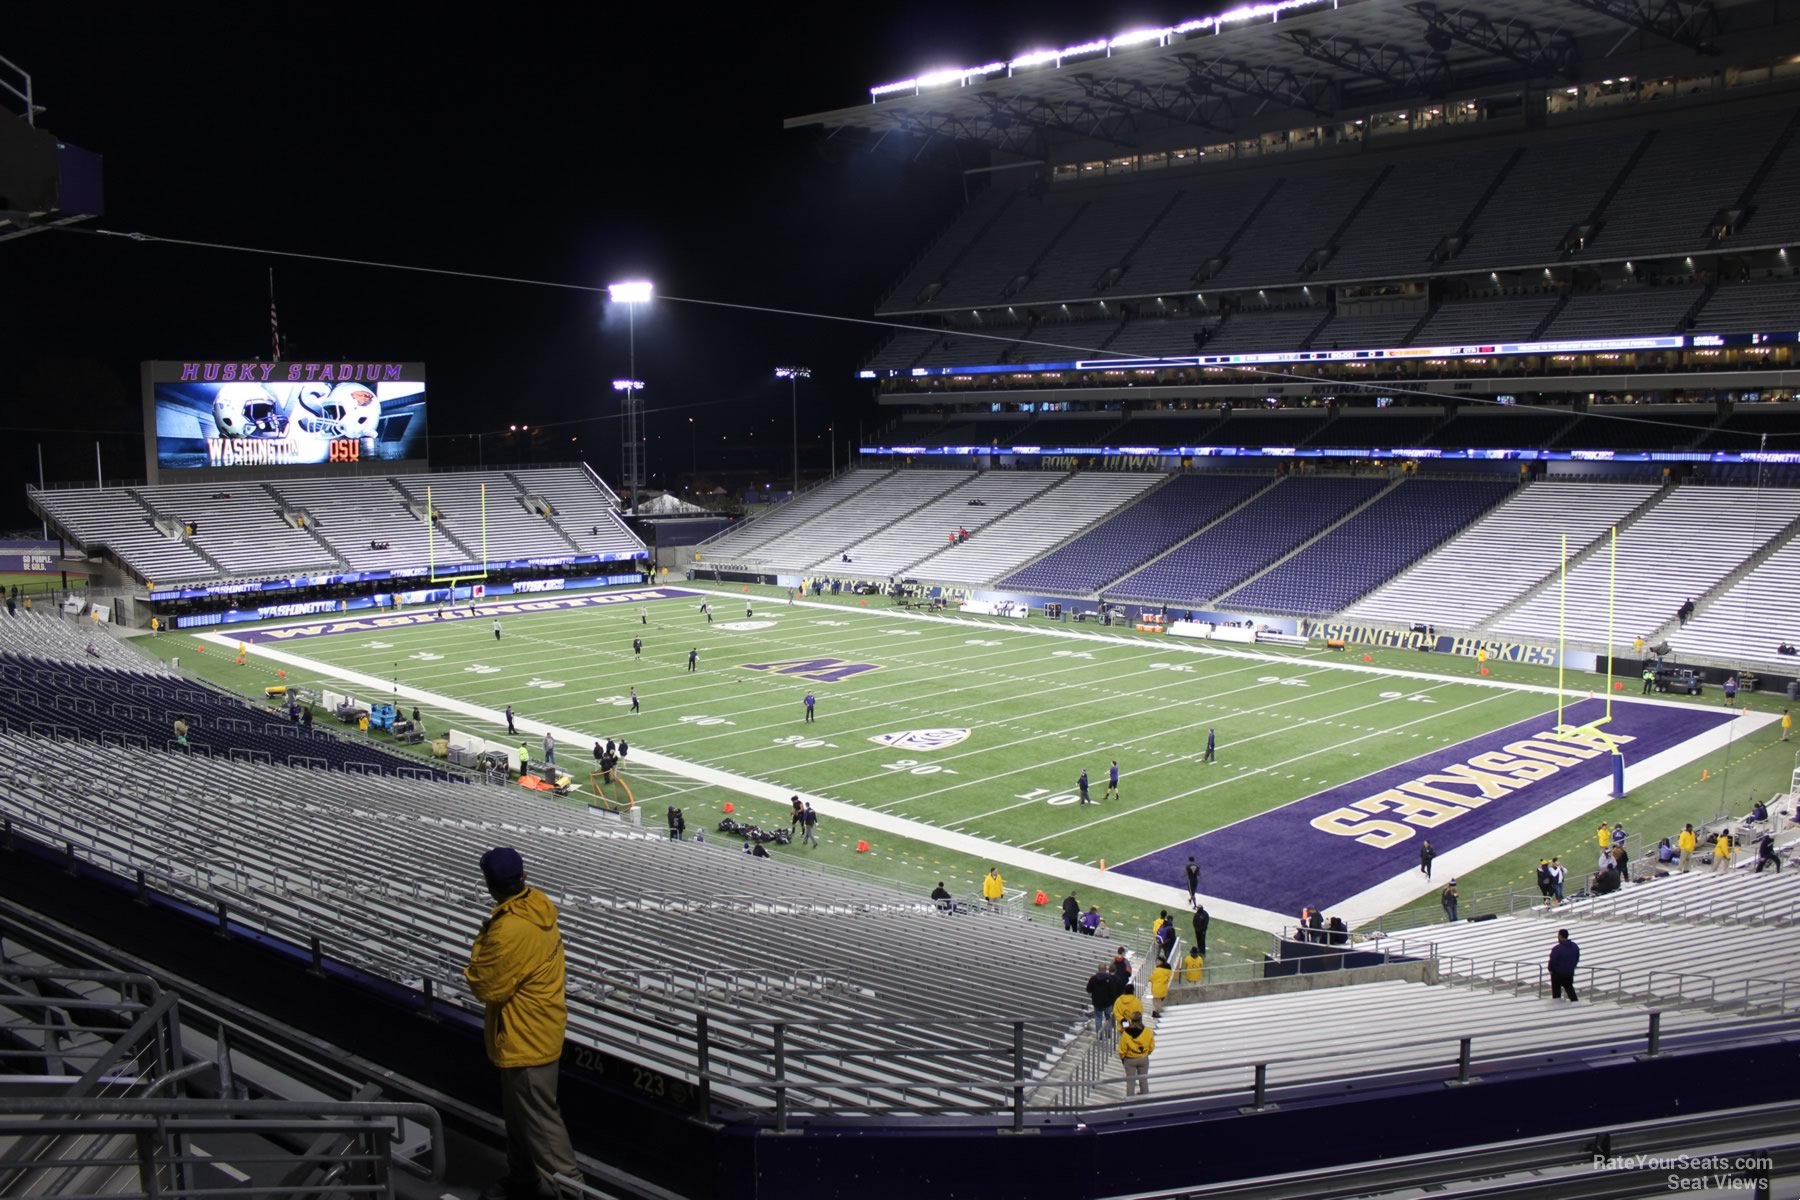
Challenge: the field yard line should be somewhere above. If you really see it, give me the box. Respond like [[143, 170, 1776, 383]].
[[204, 631, 1264, 930], [1018, 685, 1507, 848], [1333, 711, 1780, 929], [335, 607, 1099, 739], [717, 653, 1298, 778], [908, 667, 1378, 817], [687, 587, 1597, 698]]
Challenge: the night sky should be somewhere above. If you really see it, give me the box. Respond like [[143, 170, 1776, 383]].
[[0, 1, 1190, 522]]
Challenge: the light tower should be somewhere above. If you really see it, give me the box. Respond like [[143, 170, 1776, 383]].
[[608, 280, 653, 510], [774, 366, 811, 500]]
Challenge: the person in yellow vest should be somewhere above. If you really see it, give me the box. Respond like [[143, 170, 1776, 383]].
[[1715, 832, 1734, 873], [1182, 947, 1205, 985], [1118, 1015, 1155, 1096], [1677, 824, 1697, 873], [1112, 986, 1143, 1028], [1782, 709, 1793, 742], [980, 867, 1005, 908], [149, 616, 159, 635], [1148, 959, 1172, 1019], [1597, 823, 1612, 852], [1476, 648, 1488, 666]]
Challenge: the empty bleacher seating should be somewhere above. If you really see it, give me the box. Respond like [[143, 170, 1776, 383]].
[[1222, 479, 1513, 616], [30, 487, 223, 585], [1000, 474, 1270, 597], [1667, 534, 1800, 670], [32, 468, 640, 586], [1112, 476, 1388, 604], [1105, 314, 1220, 358], [506, 468, 641, 558], [0, 730, 1102, 1112], [823, 471, 1066, 575], [742, 472, 977, 572], [1324, 150, 1511, 282], [1454, 131, 1638, 273], [1690, 279, 1800, 333], [1491, 485, 1800, 646], [693, 470, 889, 563], [1307, 310, 1422, 351], [1574, 114, 1785, 263], [1410, 293, 1562, 346], [1342, 481, 1662, 631], [1206, 165, 1386, 291], [909, 473, 1168, 585], [1542, 286, 1705, 339], [1307, 408, 1440, 448], [1200, 308, 1327, 354], [1010, 191, 1170, 305]]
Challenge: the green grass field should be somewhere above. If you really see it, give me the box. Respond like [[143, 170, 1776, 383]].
[[130, 582, 1798, 968]]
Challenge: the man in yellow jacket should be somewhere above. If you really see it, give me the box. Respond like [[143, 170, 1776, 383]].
[[1112, 987, 1144, 1028], [1149, 960, 1172, 1018], [1181, 947, 1205, 985], [1677, 824, 1697, 873], [465, 848, 580, 1199], [1597, 823, 1612, 853], [1715, 832, 1734, 873], [981, 867, 1005, 907], [1118, 1015, 1155, 1096]]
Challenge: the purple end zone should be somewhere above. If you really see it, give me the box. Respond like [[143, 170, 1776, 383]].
[[1116, 698, 1737, 914], [232, 587, 702, 645]]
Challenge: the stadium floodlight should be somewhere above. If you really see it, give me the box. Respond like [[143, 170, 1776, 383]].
[[612, 379, 645, 393], [866, 0, 1330, 96], [775, 367, 812, 499], [607, 280, 653, 304]]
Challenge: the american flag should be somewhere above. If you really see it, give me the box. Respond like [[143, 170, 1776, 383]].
[[268, 267, 281, 362]]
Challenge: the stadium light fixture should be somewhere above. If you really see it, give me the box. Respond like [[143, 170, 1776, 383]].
[[612, 379, 645, 392], [867, 0, 1331, 98], [607, 280, 653, 304]]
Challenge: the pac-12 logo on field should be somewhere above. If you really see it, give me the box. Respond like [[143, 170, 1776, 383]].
[[870, 729, 971, 752]]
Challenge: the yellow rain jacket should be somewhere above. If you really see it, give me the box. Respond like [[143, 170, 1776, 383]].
[[981, 872, 1005, 901], [1118, 1024, 1155, 1062], [1112, 990, 1143, 1025], [464, 886, 568, 1069], [1182, 951, 1205, 984], [1149, 963, 1172, 1001], [1677, 830, 1696, 854]]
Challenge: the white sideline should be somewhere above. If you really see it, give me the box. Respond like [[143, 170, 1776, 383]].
[[199, 590, 1770, 938]]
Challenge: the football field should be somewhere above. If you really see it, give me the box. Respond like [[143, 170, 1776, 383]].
[[195, 583, 1767, 938]]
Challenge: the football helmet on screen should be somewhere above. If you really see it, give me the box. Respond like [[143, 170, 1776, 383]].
[[295, 381, 382, 439], [211, 383, 279, 438]]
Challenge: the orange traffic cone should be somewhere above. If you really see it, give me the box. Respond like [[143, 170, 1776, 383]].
[[276, 670, 287, 678], [1479, 667, 1490, 676], [1701, 768, 1710, 782], [723, 801, 735, 813], [1614, 682, 1624, 691], [856, 839, 870, 853], [1362, 654, 1372, 663], [1098, 858, 1107, 871]]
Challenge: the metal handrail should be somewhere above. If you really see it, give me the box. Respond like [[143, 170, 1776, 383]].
[[0, 1096, 444, 1185]]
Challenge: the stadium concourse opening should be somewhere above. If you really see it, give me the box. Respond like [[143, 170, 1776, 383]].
[[11, 0, 1800, 1196]]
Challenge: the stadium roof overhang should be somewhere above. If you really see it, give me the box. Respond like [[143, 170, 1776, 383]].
[[786, 0, 1792, 158]]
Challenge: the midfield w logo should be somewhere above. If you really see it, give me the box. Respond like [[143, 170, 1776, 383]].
[[741, 657, 882, 684]]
